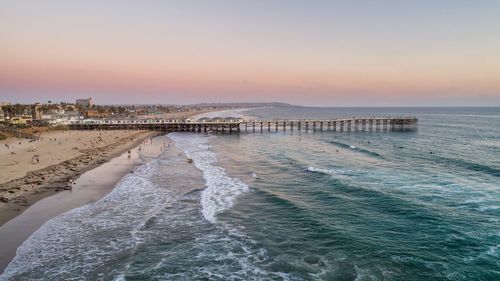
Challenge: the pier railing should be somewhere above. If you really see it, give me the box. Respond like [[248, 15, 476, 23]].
[[68, 117, 418, 133]]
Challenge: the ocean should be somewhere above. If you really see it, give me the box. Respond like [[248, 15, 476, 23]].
[[1, 107, 499, 281]]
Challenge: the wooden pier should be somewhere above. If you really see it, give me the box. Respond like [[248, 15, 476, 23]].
[[68, 117, 418, 133]]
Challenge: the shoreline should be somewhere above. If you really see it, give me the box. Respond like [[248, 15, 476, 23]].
[[0, 130, 160, 227], [0, 108, 245, 273], [0, 134, 168, 272]]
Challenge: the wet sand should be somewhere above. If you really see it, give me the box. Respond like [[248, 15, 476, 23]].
[[0, 135, 168, 272]]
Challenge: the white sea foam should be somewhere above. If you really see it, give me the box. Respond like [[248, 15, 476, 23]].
[[306, 166, 349, 176], [170, 133, 249, 223], [0, 160, 174, 280], [487, 244, 499, 256], [307, 166, 333, 174], [478, 205, 500, 212]]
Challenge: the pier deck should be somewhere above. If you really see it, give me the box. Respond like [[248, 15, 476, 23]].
[[68, 117, 418, 133]]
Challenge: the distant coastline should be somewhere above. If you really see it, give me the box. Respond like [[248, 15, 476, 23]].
[[190, 107, 257, 120]]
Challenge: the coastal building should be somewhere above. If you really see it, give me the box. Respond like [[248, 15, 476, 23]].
[[76, 97, 93, 108], [47, 108, 66, 115], [9, 115, 33, 125], [85, 109, 110, 118], [0, 106, 5, 122], [31, 104, 43, 120], [42, 111, 82, 125]]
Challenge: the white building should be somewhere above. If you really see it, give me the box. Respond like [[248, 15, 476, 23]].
[[42, 111, 82, 125], [76, 97, 93, 108]]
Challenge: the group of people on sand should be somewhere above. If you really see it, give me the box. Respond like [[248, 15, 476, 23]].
[[67, 178, 76, 189], [31, 154, 40, 164], [137, 137, 155, 152], [128, 138, 169, 158], [143, 137, 154, 146], [4, 142, 22, 154], [3, 141, 23, 150]]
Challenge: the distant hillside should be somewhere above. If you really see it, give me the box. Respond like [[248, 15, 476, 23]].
[[193, 102, 300, 108]]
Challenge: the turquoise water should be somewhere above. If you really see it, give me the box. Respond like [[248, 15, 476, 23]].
[[1, 107, 499, 280]]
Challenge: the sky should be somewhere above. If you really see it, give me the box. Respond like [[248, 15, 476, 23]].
[[1, 0, 499, 106]]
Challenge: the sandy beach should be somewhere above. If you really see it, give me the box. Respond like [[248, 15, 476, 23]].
[[0, 108, 242, 273], [0, 130, 158, 226], [0, 134, 168, 272]]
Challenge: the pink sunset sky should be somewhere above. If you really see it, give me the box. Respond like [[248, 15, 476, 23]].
[[1, 0, 499, 106]]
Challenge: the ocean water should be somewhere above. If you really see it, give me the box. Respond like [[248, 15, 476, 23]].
[[1, 107, 499, 281]]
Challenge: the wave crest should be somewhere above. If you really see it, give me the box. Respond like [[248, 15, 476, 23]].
[[170, 133, 249, 223], [306, 166, 349, 176], [330, 141, 383, 158]]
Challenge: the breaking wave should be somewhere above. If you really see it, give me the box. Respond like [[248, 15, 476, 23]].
[[306, 166, 350, 176], [170, 133, 249, 223], [0, 160, 173, 280], [329, 141, 383, 158]]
